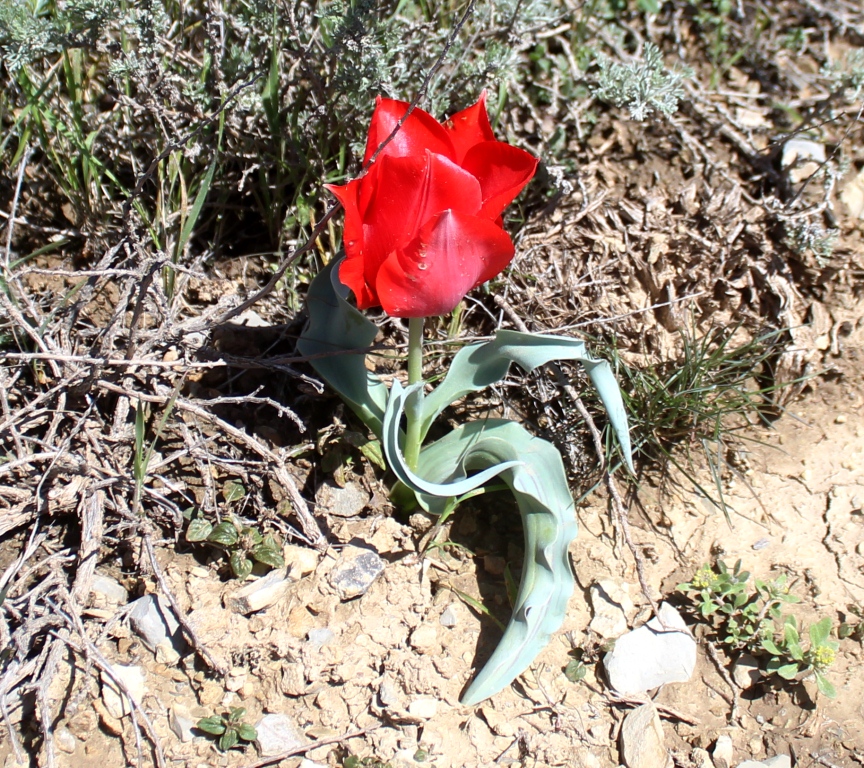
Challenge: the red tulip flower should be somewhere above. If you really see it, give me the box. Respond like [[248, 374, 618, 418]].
[[326, 94, 538, 318]]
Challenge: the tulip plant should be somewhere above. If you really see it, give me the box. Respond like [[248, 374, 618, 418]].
[[298, 94, 633, 706]]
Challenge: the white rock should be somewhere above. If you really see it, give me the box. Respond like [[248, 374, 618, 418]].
[[255, 713, 307, 757], [409, 623, 439, 654], [736, 757, 791, 768], [90, 574, 128, 605], [128, 594, 182, 652], [841, 167, 864, 219], [692, 747, 714, 768], [315, 481, 370, 518], [439, 605, 459, 628], [407, 698, 438, 720], [236, 309, 270, 328], [101, 664, 146, 719], [782, 138, 825, 167], [168, 704, 198, 743], [155, 641, 181, 666], [619, 703, 672, 768], [226, 568, 291, 614], [732, 653, 761, 689], [283, 544, 319, 578], [306, 628, 335, 649], [713, 733, 735, 768], [328, 545, 385, 600], [589, 580, 634, 638], [54, 727, 76, 754], [603, 602, 696, 695]]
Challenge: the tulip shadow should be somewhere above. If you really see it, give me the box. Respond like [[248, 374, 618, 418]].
[[431, 491, 526, 701]]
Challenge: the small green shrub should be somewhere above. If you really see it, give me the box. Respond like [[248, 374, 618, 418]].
[[678, 560, 839, 697], [593, 42, 690, 120]]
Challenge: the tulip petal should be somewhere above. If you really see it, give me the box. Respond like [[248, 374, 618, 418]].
[[462, 142, 539, 219], [376, 210, 515, 318], [363, 97, 455, 165], [445, 92, 496, 163]]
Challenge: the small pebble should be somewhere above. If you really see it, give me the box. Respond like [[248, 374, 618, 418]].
[[835, 414, 847, 424], [55, 727, 76, 754], [407, 698, 438, 720], [752, 538, 770, 551]]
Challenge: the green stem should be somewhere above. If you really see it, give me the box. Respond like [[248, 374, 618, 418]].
[[403, 316, 425, 471]]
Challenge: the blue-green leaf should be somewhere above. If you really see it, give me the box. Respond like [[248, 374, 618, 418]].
[[419, 330, 633, 472], [382, 383, 577, 706], [297, 258, 389, 436]]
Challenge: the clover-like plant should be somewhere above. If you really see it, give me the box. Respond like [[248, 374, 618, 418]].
[[196, 707, 257, 751], [298, 94, 633, 705], [185, 480, 285, 579]]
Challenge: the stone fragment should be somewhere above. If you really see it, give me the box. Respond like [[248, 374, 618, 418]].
[[316, 481, 370, 518], [782, 138, 825, 167], [226, 568, 291, 614], [603, 602, 696, 695], [90, 574, 129, 605], [225, 668, 247, 692], [299, 761, 328, 768], [692, 747, 714, 768], [54, 727, 76, 753], [407, 698, 438, 720], [439, 605, 459, 628], [619, 703, 672, 768], [736, 757, 791, 768], [283, 544, 319, 578], [328, 545, 385, 600], [155, 641, 181, 666], [128, 595, 183, 652], [589, 580, 634, 638], [782, 139, 826, 184], [168, 704, 198, 743], [307, 628, 335, 649], [841, 167, 864, 219], [65, 708, 97, 741], [92, 698, 123, 736], [713, 734, 735, 768], [101, 664, 146, 719], [255, 713, 307, 757], [732, 653, 761, 689], [409, 623, 439, 655]]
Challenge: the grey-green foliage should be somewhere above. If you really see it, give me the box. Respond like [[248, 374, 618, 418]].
[[822, 48, 864, 101], [593, 42, 691, 121], [785, 218, 839, 263], [0, 0, 116, 71]]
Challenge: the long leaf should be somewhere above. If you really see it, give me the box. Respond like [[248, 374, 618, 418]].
[[420, 330, 633, 471], [382, 383, 577, 705], [297, 259, 389, 435]]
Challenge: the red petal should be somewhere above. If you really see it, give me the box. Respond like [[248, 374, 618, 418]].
[[363, 97, 455, 165], [461, 142, 538, 219], [338, 255, 378, 309], [325, 180, 363, 260], [361, 150, 482, 267], [445, 92, 496, 163], [327, 180, 379, 308], [375, 210, 515, 318]]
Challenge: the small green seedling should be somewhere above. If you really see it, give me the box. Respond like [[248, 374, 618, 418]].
[[839, 605, 864, 642], [343, 757, 393, 768], [197, 707, 257, 751], [185, 480, 284, 579]]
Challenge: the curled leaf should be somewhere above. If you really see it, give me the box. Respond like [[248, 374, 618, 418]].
[[383, 383, 577, 705]]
